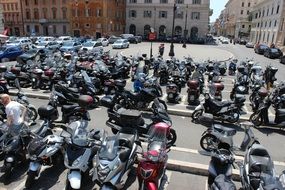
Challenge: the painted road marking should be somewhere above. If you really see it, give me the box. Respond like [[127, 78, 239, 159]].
[[13, 180, 26, 190], [205, 179, 208, 190]]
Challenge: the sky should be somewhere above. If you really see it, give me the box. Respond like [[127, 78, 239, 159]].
[[210, 0, 228, 23]]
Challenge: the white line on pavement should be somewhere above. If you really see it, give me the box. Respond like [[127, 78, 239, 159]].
[[13, 180, 26, 190], [205, 179, 208, 190]]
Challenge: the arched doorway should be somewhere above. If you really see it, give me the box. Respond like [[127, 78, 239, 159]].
[[159, 25, 166, 40], [129, 24, 136, 35], [190, 27, 198, 40], [175, 26, 182, 37], [144, 25, 151, 39]]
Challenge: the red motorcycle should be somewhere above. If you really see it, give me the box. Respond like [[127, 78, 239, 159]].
[[137, 122, 169, 190]]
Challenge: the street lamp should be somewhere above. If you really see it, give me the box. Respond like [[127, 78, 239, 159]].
[[168, 1, 177, 57], [183, 4, 188, 48]]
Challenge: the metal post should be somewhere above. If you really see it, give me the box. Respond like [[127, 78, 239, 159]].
[[183, 4, 188, 48], [150, 41, 153, 57], [169, 2, 176, 57]]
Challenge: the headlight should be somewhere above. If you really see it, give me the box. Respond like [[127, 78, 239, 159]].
[[140, 168, 153, 179]]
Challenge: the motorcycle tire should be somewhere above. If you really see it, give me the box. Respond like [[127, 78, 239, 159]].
[[151, 99, 167, 111], [226, 109, 240, 123], [167, 128, 177, 148], [200, 134, 219, 152], [27, 105, 38, 121], [249, 111, 263, 126], [3, 162, 12, 183], [111, 128, 119, 135], [25, 171, 37, 189], [191, 109, 203, 123]]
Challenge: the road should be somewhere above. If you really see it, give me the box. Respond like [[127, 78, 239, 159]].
[[0, 42, 285, 189]]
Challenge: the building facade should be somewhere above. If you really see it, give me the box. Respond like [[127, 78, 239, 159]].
[[250, 0, 284, 48], [224, 0, 261, 39], [0, 3, 4, 34], [21, 0, 70, 36], [126, 0, 210, 40], [68, 0, 126, 38], [0, 0, 23, 36]]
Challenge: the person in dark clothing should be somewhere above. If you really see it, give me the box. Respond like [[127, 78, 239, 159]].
[[159, 44, 165, 56]]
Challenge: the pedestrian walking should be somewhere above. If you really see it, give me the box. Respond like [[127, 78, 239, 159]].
[[159, 44, 165, 56]]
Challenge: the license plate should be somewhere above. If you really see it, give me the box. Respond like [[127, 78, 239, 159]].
[[169, 93, 173, 98], [190, 95, 195, 101]]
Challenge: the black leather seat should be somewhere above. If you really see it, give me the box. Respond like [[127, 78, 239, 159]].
[[235, 94, 246, 103], [213, 124, 237, 136], [62, 104, 79, 113], [67, 87, 79, 93]]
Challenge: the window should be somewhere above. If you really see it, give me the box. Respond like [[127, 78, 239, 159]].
[[43, 8, 48, 19], [85, 23, 90, 28], [35, 25, 39, 33], [96, 9, 102, 17], [144, 10, 152, 18], [7, 4, 9, 11], [26, 25, 30, 33], [269, 21, 271, 27], [52, 8, 57, 19], [160, 0, 168, 3], [192, 0, 201, 4], [145, 0, 152, 3], [257, 23, 260, 27], [3, 4, 5, 11], [267, 8, 269, 16], [34, 9, 39, 19], [241, 10, 244, 15], [241, 2, 244, 7], [271, 7, 274, 15], [15, 4, 18, 10], [247, 10, 249, 15], [85, 8, 91, 17], [159, 11, 167, 18], [274, 20, 277, 27], [62, 8, 67, 19], [191, 12, 200, 19], [242, 25, 245, 28], [176, 11, 183, 19], [34, 0, 38, 5], [265, 21, 267, 27], [255, 13, 258, 19], [52, 0, 56, 5], [129, 10, 136, 18], [277, 5, 280, 14], [177, 0, 184, 4], [11, 4, 14, 10], [129, 0, 137, 3], [248, 2, 250, 7], [262, 9, 264, 17], [53, 25, 56, 34], [25, 0, 29, 6], [26, 10, 30, 19], [62, 25, 67, 34]]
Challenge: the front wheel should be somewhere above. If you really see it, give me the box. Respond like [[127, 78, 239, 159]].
[[191, 109, 203, 123], [226, 109, 240, 123], [167, 128, 177, 148], [25, 171, 37, 188], [249, 111, 263, 126], [27, 105, 38, 121], [200, 134, 219, 152], [151, 99, 167, 111]]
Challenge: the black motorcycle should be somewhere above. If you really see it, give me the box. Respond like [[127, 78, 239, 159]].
[[228, 59, 237, 76]]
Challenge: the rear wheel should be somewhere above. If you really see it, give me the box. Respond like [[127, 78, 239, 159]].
[[226, 109, 240, 123], [25, 171, 37, 188], [191, 109, 203, 123], [151, 99, 167, 111], [200, 134, 219, 152], [167, 128, 177, 148], [27, 106, 38, 121], [249, 111, 263, 126]]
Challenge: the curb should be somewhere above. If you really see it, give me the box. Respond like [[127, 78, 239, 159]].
[[9, 91, 50, 100], [167, 159, 241, 181]]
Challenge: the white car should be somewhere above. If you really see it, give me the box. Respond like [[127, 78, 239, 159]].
[[112, 39, 129, 49], [56, 36, 72, 45], [221, 38, 230, 44], [6, 38, 32, 48], [97, 38, 109, 47], [80, 41, 103, 52]]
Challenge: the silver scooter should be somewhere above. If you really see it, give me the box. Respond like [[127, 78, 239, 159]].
[[25, 133, 64, 188], [200, 121, 258, 152]]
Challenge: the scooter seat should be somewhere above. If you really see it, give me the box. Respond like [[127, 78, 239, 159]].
[[118, 133, 135, 149], [213, 124, 236, 136], [62, 104, 79, 113]]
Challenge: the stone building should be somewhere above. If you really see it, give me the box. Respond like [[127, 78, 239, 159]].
[[21, 0, 70, 36], [68, 0, 126, 38], [126, 0, 210, 40], [250, 0, 284, 48], [0, 0, 23, 36], [224, 0, 261, 39]]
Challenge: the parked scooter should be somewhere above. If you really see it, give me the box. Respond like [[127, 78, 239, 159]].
[[187, 69, 204, 105], [192, 93, 240, 124], [137, 122, 169, 190], [0, 65, 9, 94], [208, 82, 224, 101], [200, 121, 258, 152], [166, 76, 181, 103], [228, 59, 237, 76], [239, 144, 283, 190], [207, 149, 236, 189]]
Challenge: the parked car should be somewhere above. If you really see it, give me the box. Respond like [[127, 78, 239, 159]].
[[0, 46, 23, 62], [135, 36, 142, 43], [112, 39, 129, 49], [245, 42, 255, 48], [35, 36, 55, 44], [254, 44, 269, 54], [35, 41, 60, 51], [120, 34, 138, 44], [56, 36, 72, 45], [59, 41, 82, 52], [6, 38, 32, 48], [221, 38, 230, 44], [264, 47, 283, 59], [238, 39, 247, 45], [17, 48, 46, 64], [280, 55, 285, 64], [80, 41, 103, 52], [108, 36, 122, 44], [97, 38, 109, 46]]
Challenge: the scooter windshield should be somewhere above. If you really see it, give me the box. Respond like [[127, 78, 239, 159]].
[[70, 120, 89, 147], [260, 172, 283, 189], [99, 136, 119, 161]]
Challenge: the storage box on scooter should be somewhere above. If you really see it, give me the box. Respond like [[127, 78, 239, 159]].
[[100, 95, 115, 109], [38, 105, 58, 120], [117, 109, 144, 127], [198, 113, 214, 127]]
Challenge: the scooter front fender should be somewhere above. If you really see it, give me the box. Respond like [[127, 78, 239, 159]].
[[146, 181, 158, 190], [194, 104, 204, 111], [29, 161, 41, 172], [68, 170, 81, 189]]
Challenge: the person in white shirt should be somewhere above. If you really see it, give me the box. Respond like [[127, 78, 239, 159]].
[[1, 94, 26, 135]]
